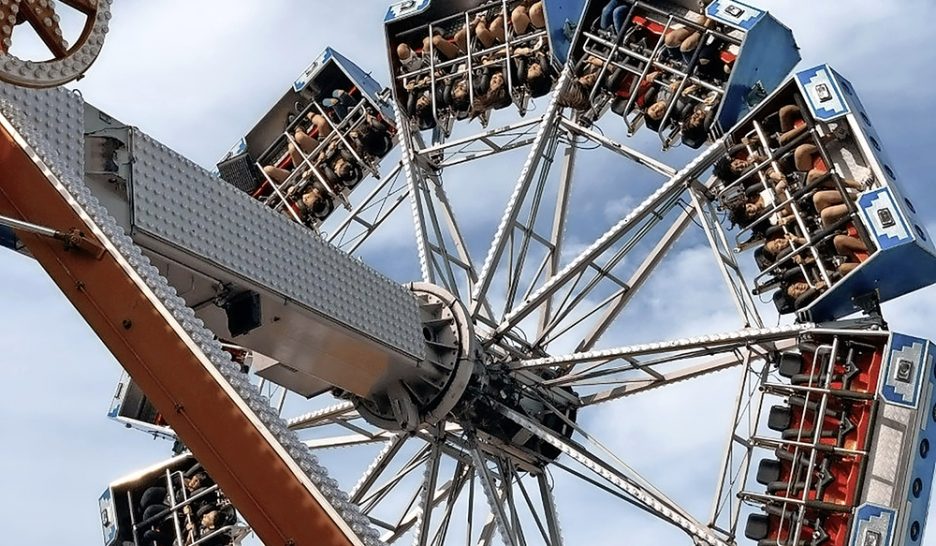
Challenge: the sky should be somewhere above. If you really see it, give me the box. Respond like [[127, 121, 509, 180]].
[[1, 1, 936, 545]]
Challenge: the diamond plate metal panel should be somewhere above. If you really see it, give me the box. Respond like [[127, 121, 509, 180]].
[[127, 130, 425, 359], [0, 82, 84, 180], [0, 94, 382, 546]]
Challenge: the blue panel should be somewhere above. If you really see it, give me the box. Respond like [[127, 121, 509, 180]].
[[802, 242, 936, 322], [99, 489, 118, 546], [795, 64, 850, 122], [880, 333, 928, 409], [831, 68, 936, 258], [706, 0, 764, 31], [860, 188, 914, 251], [0, 225, 16, 251], [716, 13, 800, 133], [905, 341, 936, 546], [385, 0, 431, 22], [848, 504, 896, 546], [543, 0, 588, 65]]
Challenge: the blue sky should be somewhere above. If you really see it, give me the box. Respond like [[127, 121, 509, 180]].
[[1, 1, 936, 545]]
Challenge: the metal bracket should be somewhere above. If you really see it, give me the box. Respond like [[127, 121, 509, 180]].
[[0, 214, 105, 259]]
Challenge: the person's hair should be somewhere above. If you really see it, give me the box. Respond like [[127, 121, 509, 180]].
[[713, 156, 739, 183], [470, 86, 509, 119], [415, 93, 435, 124], [527, 68, 553, 98], [726, 201, 751, 227], [557, 81, 591, 111], [681, 111, 708, 144], [753, 246, 774, 270], [451, 82, 470, 111]]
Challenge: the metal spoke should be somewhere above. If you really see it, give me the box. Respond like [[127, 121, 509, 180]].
[[286, 402, 356, 430], [470, 443, 520, 546], [21, 0, 69, 59], [327, 162, 410, 253], [489, 138, 730, 342], [471, 68, 572, 318], [536, 473, 563, 546], [414, 432, 445, 546], [575, 207, 695, 351], [350, 434, 410, 504], [515, 324, 812, 373], [498, 405, 729, 546], [416, 117, 545, 169], [688, 183, 764, 328]]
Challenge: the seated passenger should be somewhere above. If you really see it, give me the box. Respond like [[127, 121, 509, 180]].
[[762, 230, 808, 267], [470, 69, 512, 117], [783, 275, 827, 308], [608, 69, 660, 115], [299, 181, 334, 224], [404, 72, 444, 130], [513, 43, 555, 98], [713, 141, 766, 185], [729, 191, 794, 229], [645, 80, 699, 132], [349, 112, 393, 159], [680, 91, 719, 147], [557, 64, 602, 112]]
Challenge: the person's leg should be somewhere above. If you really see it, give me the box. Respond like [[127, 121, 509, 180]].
[[794, 143, 818, 172], [838, 262, 859, 274], [530, 1, 545, 28], [778, 104, 801, 133], [475, 18, 496, 48], [834, 234, 868, 256], [490, 10, 507, 43], [431, 34, 461, 60], [664, 27, 693, 48], [287, 143, 304, 169], [263, 166, 290, 184], [308, 113, 333, 138], [512, 5, 532, 35], [680, 31, 702, 53], [612, 3, 633, 35], [454, 25, 469, 53], [812, 189, 844, 212], [295, 129, 318, 154], [820, 203, 850, 226], [600, 0, 622, 31]]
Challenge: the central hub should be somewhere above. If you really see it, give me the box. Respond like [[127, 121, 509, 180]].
[[353, 283, 577, 462]]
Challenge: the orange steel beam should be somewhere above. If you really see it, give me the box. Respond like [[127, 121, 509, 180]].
[[0, 122, 360, 546]]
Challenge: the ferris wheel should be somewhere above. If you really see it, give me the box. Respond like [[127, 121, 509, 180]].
[[0, 0, 112, 88], [2, 1, 936, 546]]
